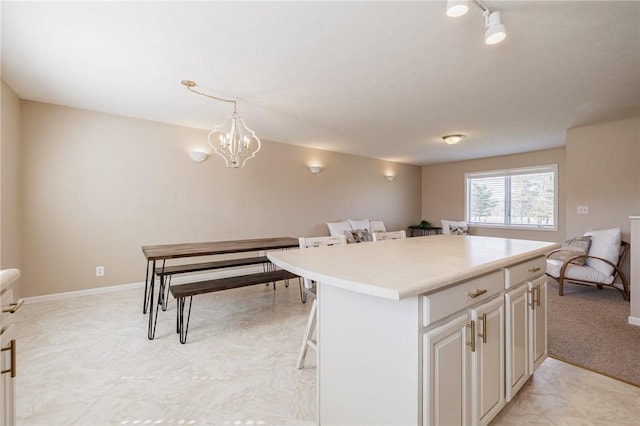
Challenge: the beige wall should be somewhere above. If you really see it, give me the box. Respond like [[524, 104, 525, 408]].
[[565, 117, 640, 281], [565, 117, 640, 241], [20, 101, 421, 297], [421, 148, 566, 243], [1, 81, 22, 297]]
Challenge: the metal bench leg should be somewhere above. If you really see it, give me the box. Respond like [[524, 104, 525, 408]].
[[176, 296, 193, 344], [147, 270, 159, 340], [161, 273, 171, 312], [157, 261, 169, 311], [143, 260, 154, 314]]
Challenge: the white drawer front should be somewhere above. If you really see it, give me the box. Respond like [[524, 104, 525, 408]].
[[504, 257, 546, 289], [423, 271, 503, 326]]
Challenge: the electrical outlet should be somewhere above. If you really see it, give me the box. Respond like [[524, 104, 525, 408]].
[[96, 266, 105, 277], [577, 205, 589, 214]]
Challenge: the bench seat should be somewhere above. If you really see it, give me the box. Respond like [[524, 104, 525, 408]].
[[170, 269, 299, 343], [156, 256, 269, 276]]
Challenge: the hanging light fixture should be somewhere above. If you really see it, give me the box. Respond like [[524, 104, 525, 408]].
[[182, 80, 261, 168], [446, 0, 506, 45]]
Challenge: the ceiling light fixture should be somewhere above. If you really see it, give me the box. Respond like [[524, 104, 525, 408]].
[[446, 0, 506, 45], [443, 134, 465, 145], [182, 80, 261, 168], [446, 0, 469, 17], [484, 11, 506, 45]]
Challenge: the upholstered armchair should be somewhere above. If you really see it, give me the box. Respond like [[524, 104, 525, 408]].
[[545, 227, 630, 300]]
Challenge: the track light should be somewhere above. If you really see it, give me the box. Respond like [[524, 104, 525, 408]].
[[446, 0, 469, 17], [446, 1, 506, 45], [484, 11, 506, 45]]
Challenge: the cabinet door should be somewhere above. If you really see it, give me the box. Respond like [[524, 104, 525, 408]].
[[529, 277, 547, 372], [505, 284, 530, 401], [470, 296, 504, 426], [423, 314, 470, 426]]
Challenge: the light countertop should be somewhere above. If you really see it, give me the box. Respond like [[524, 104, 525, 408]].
[[268, 235, 558, 300]]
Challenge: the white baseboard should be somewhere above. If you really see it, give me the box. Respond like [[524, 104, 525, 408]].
[[628, 316, 640, 326], [24, 281, 145, 304], [23, 265, 296, 304]]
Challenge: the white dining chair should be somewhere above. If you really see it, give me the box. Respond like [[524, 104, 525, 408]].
[[296, 234, 347, 369], [372, 230, 406, 241]]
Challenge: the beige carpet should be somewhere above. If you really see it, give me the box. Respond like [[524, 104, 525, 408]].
[[547, 280, 640, 387]]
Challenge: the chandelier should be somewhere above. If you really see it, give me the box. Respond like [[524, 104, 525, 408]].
[[182, 80, 261, 168]]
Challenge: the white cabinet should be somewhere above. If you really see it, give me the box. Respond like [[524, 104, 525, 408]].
[[505, 271, 547, 401], [1, 269, 21, 426], [423, 280, 505, 426], [470, 296, 504, 426], [504, 283, 529, 401], [423, 314, 470, 426], [0, 325, 16, 426], [423, 257, 549, 426], [529, 277, 547, 372]]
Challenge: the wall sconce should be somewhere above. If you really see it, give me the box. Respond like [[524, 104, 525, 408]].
[[308, 166, 322, 174], [384, 174, 396, 182], [188, 150, 209, 163]]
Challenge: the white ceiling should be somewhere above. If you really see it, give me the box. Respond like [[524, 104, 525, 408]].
[[2, 1, 639, 165]]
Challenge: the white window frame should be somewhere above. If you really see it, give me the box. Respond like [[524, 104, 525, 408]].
[[465, 164, 558, 231]]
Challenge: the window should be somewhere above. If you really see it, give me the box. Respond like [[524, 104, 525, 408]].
[[465, 164, 558, 230]]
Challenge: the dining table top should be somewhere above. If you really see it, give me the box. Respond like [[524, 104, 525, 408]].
[[141, 237, 299, 261]]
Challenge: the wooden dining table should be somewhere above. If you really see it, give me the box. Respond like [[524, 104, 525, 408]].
[[141, 237, 300, 339]]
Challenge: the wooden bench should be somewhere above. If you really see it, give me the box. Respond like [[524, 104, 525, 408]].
[[155, 256, 273, 310], [169, 269, 300, 343], [155, 256, 270, 276]]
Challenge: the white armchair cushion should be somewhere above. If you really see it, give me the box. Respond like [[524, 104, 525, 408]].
[[441, 220, 467, 235], [546, 259, 614, 285], [369, 220, 387, 233], [327, 220, 352, 237], [349, 218, 371, 232], [583, 227, 621, 277]]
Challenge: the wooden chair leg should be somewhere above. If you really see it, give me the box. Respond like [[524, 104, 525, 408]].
[[558, 277, 564, 296], [297, 298, 318, 369]]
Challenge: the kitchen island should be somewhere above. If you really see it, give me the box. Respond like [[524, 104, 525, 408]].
[[268, 235, 558, 425]]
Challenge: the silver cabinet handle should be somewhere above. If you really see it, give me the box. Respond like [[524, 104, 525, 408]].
[[478, 313, 488, 344], [528, 285, 542, 309], [1, 339, 16, 378], [466, 321, 476, 352], [529, 287, 536, 310], [467, 289, 487, 299]]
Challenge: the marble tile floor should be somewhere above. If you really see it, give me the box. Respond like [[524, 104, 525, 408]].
[[12, 283, 640, 425]]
